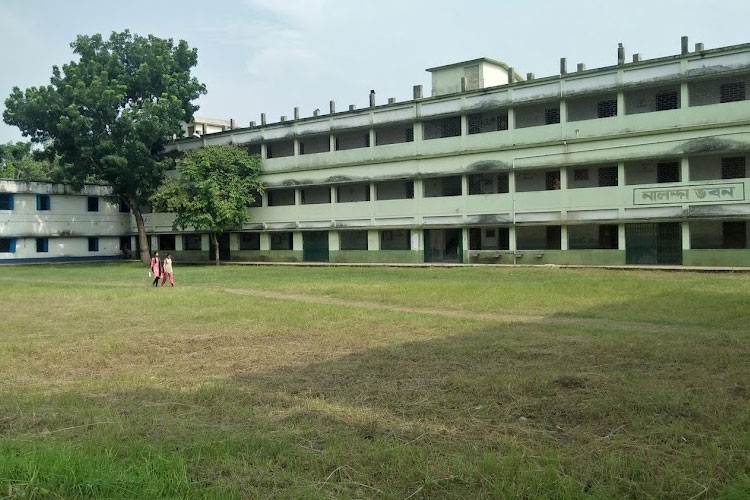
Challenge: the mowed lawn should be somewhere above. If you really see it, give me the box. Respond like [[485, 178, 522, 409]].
[[0, 263, 748, 499]]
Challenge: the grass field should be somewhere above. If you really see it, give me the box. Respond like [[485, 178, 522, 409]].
[[0, 262, 749, 499]]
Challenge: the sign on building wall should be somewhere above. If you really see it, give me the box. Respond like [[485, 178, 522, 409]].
[[633, 182, 745, 205]]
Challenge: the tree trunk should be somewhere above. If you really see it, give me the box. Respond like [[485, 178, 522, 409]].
[[132, 206, 151, 265], [211, 232, 220, 265]]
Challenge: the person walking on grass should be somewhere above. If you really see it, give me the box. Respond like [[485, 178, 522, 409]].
[[149, 251, 162, 287], [161, 253, 175, 287]]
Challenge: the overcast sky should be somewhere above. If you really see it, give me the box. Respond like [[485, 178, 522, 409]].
[[2, 0, 750, 143]]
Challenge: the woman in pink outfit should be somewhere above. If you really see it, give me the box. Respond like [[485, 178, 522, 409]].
[[149, 251, 162, 287]]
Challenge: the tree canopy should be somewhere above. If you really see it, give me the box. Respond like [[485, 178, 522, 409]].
[[3, 30, 206, 263], [151, 145, 264, 265], [0, 141, 62, 181]]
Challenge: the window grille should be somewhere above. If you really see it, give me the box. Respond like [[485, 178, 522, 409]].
[[423, 116, 461, 140], [597, 99, 617, 118], [655, 91, 678, 111], [598, 166, 618, 186], [468, 111, 508, 134], [721, 157, 746, 179], [720, 81, 746, 103]]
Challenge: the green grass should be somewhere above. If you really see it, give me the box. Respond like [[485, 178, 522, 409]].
[[0, 262, 749, 499]]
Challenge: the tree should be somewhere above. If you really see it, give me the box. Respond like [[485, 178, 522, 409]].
[[3, 30, 206, 264], [0, 141, 62, 181], [151, 145, 264, 265]]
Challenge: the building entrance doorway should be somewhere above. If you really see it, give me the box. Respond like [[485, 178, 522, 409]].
[[424, 229, 462, 263], [303, 231, 329, 262], [625, 222, 682, 265]]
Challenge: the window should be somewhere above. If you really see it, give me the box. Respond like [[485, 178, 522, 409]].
[[723, 221, 747, 249], [544, 107, 560, 125], [546, 226, 561, 249], [87, 196, 99, 212], [720, 82, 746, 103], [573, 168, 589, 181], [301, 186, 331, 205], [655, 91, 678, 111], [0, 193, 14, 210], [239, 232, 260, 250], [405, 127, 414, 142], [657, 162, 680, 183], [468, 173, 509, 195], [424, 176, 462, 197], [88, 237, 99, 252], [36, 237, 49, 253], [380, 229, 411, 250], [183, 234, 202, 251], [423, 116, 461, 140], [0, 238, 16, 253], [339, 230, 368, 250], [337, 183, 370, 203], [598, 166, 619, 186], [376, 180, 414, 200], [270, 232, 293, 250], [721, 157, 746, 179], [597, 99, 617, 118], [545, 171, 561, 190], [158, 234, 176, 251], [267, 189, 296, 206], [468, 111, 508, 134], [568, 224, 618, 249], [36, 194, 51, 211]]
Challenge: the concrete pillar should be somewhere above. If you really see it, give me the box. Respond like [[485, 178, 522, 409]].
[[680, 82, 689, 109], [617, 90, 625, 117], [175, 235, 184, 251], [229, 233, 239, 251], [292, 232, 302, 252], [413, 85, 423, 99], [681, 221, 691, 250], [294, 107, 300, 120], [260, 233, 270, 251], [559, 166, 567, 190], [681, 36, 689, 55], [369, 183, 377, 202], [260, 143, 268, 160], [330, 185, 337, 203], [368, 229, 380, 250], [617, 161, 625, 186], [460, 114, 468, 136], [560, 225, 568, 251], [294, 188, 301, 206], [368, 129, 375, 148], [329, 231, 340, 252], [294, 138, 300, 156], [618, 223, 626, 251], [410, 230, 421, 252], [560, 57, 567, 75], [201, 234, 210, 252], [681, 157, 690, 182], [369, 90, 376, 107], [261, 113, 267, 126], [461, 227, 469, 263], [509, 226, 517, 253], [329, 101, 336, 114], [507, 107, 516, 130]]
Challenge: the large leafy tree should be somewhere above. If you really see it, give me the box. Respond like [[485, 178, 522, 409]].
[[151, 145, 264, 265], [3, 30, 206, 263], [0, 141, 62, 181]]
